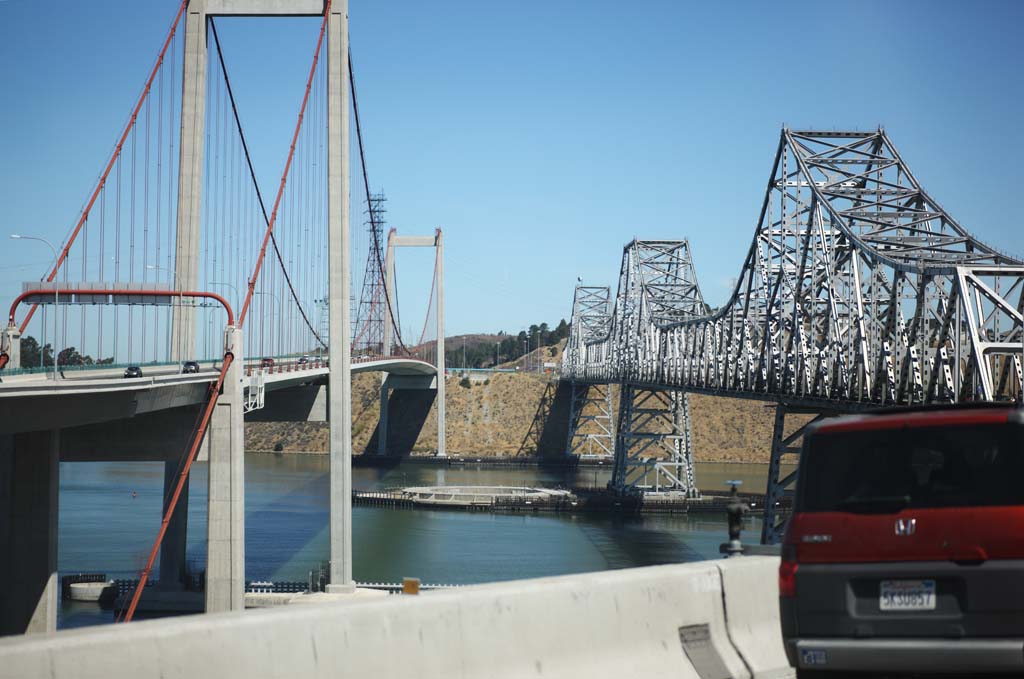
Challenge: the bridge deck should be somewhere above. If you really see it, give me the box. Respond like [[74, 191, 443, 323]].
[[0, 357, 436, 435]]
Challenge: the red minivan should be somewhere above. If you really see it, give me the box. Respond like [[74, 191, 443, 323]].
[[780, 404, 1024, 677]]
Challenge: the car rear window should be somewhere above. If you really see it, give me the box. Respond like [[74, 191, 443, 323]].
[[798, 421, 1024, 512]]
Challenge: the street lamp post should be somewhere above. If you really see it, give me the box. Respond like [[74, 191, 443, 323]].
[[10, 234, 59, 382]]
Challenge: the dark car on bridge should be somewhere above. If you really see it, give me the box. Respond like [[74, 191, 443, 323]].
[[780, 403, 1024, 677], [182, 361, 200, 374], [123, 366, 143, 378], [260, 357, 275, 369]]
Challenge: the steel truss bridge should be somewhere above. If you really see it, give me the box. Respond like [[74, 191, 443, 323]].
[[561, 128, 1024, 543]]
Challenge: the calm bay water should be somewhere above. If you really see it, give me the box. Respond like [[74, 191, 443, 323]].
[[58, 456, 773, 628]]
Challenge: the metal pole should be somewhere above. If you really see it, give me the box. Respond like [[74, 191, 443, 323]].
[[10, 235, 59, 381], [435, 229, 446, 458]]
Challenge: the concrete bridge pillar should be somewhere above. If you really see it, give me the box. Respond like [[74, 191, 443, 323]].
[[377, 378, 389, 456], [158, 461, 189, 590], [205, 328, 244, 612], [373, 375, 438, 458], [1, 325, 20, 370], [0, 430, 59, 635]]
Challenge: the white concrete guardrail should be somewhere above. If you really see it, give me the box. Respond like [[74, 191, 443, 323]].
[[0, 557, 792, 679]]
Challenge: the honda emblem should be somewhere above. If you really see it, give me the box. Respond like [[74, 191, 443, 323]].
[[894, 518, 917, 536]]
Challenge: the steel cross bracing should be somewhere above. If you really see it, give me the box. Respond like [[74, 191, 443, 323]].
[[611, 386, 698, 497], [353, 193, 387, 355], [565, 383, 615, 458], [562, 129, 1024, 408], [562, 245, 707, 495], [563, 285, 612, 379]]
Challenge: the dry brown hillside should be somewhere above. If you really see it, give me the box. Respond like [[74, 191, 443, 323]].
[[246, 370, 811, 463]]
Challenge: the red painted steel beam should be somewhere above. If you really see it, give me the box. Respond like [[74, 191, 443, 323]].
[[121, 351, 235, 623], [8, 289, 234, 327]]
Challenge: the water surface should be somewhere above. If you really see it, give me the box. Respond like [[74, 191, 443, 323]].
[[58, 455, 772, 628]]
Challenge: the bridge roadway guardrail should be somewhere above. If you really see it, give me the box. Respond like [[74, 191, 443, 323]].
[[0, 556, 791, 679]]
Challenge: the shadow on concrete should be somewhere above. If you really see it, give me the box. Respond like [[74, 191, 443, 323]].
[[365, 389, 437, 458]]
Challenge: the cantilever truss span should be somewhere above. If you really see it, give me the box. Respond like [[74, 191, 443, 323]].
[[563, 129, 1024, 407], [561, 128, 1024, 525]]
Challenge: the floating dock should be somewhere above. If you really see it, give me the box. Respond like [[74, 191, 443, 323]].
[[351, 486, 785, 515]]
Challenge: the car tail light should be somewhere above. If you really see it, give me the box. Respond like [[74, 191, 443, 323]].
[[779, 543, 798, 598]]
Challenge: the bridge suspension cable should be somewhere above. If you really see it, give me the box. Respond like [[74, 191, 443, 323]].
[[208, 18, 325, 349], [349, 50, 409, 357], [238, 5, 331, 330], [0, 1, 190, 372]]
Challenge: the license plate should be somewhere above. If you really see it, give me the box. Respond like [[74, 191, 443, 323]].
[[800, 649, 828, 667], [880, 579, 936, 611]]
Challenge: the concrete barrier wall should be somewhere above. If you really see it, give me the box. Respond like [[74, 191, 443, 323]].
[[717, 557, 792, 679], [0, 557, 791, 679]]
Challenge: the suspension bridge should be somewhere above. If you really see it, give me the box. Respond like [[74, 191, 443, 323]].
[[561, 128, 1024, 543], [0, 0, 447, 634]]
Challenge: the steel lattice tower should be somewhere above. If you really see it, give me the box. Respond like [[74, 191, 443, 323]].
[[353, 192, 387, 355]]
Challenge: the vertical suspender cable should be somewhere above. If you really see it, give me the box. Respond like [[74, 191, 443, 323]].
[[16, 0, 189, 335], [207, 19, 325, 346]]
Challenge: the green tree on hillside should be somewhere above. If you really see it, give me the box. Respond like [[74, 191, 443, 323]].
[[17, 335, 111, 368], [19, 335, 53, 367]]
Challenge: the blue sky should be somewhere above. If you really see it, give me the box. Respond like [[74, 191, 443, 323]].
[[1, 0, 1022, 337]]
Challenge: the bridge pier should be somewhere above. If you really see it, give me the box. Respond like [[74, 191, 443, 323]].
[[376, 378, 389, 456], [158, 461, 189, 591], [760, 405, 831, 545], [612, 386, 698, 497], [0, 430, 59, 635], [375, 375, 438, 457], [565, 383, 614, 458], [205, 329, 245, 612]]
